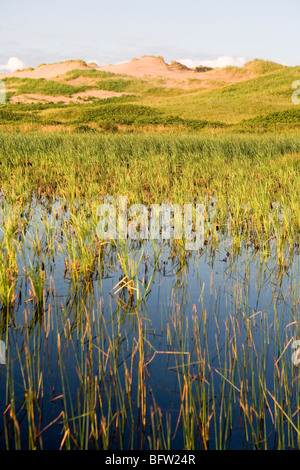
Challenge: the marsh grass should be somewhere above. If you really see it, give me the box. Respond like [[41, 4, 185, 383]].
[[0, 132, 299, 449]]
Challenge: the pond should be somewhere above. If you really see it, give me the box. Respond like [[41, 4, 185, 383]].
[[0, 196, 299, 450]]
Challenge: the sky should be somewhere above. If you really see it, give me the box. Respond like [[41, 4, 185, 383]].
[[0, 0, 299, 72]]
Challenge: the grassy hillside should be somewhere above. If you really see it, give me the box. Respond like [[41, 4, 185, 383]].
[[1, 59, 300, 133], [140, 66, 300, 123]]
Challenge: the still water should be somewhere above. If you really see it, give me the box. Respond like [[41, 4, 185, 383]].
[[0, 197, 299, 449]]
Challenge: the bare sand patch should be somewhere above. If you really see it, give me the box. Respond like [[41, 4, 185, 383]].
[[97, 56, 196, 79], [9, 89, 136, 104], [10, 94, 70, 104]]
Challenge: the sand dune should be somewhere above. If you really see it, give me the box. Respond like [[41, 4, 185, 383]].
[[0, 55, 262, 104], [96, 55, 198, 78], [95, 56, 258, 84], [0, 56, 249, 82], [0, 56, 200, 81], [0, 55, 260, 86]]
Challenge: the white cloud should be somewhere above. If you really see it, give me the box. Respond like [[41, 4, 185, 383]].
[[0, 57, 25, 72], [180, 56, 247, 69]]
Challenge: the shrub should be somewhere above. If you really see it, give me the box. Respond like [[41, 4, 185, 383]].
[[65, 69, 115, 80], [96, 79, 133, 92], [16, 78, 91, 97]]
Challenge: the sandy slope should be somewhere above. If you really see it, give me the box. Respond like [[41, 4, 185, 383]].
[[0, 56, 259, 103], [0, 56, 200, 81], [96, 56, 257, 85], [0, 56, 256, 83], [97, 56, 197, 78]]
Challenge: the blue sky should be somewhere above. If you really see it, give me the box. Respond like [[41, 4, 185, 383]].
[[0, 0, 299, 71]]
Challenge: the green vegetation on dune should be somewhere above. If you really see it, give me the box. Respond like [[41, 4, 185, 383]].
[[0, 102, 226, 131], [243, 58, 286, 74], [96, 78, 135, 92], [2, 77, 91, 97], [60, 103, 225, 129], [64, 68, 116, 79], [239, 108, 300, 131], [138, 65, 300, 123], [16, 78, 90, 97], [220, 59, 285, 77]]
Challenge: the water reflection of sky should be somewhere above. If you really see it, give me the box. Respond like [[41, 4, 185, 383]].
[[0, 199, 299, 449]]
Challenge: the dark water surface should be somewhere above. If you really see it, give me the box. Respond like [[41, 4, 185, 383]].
[[0, 198, 299, 450]]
